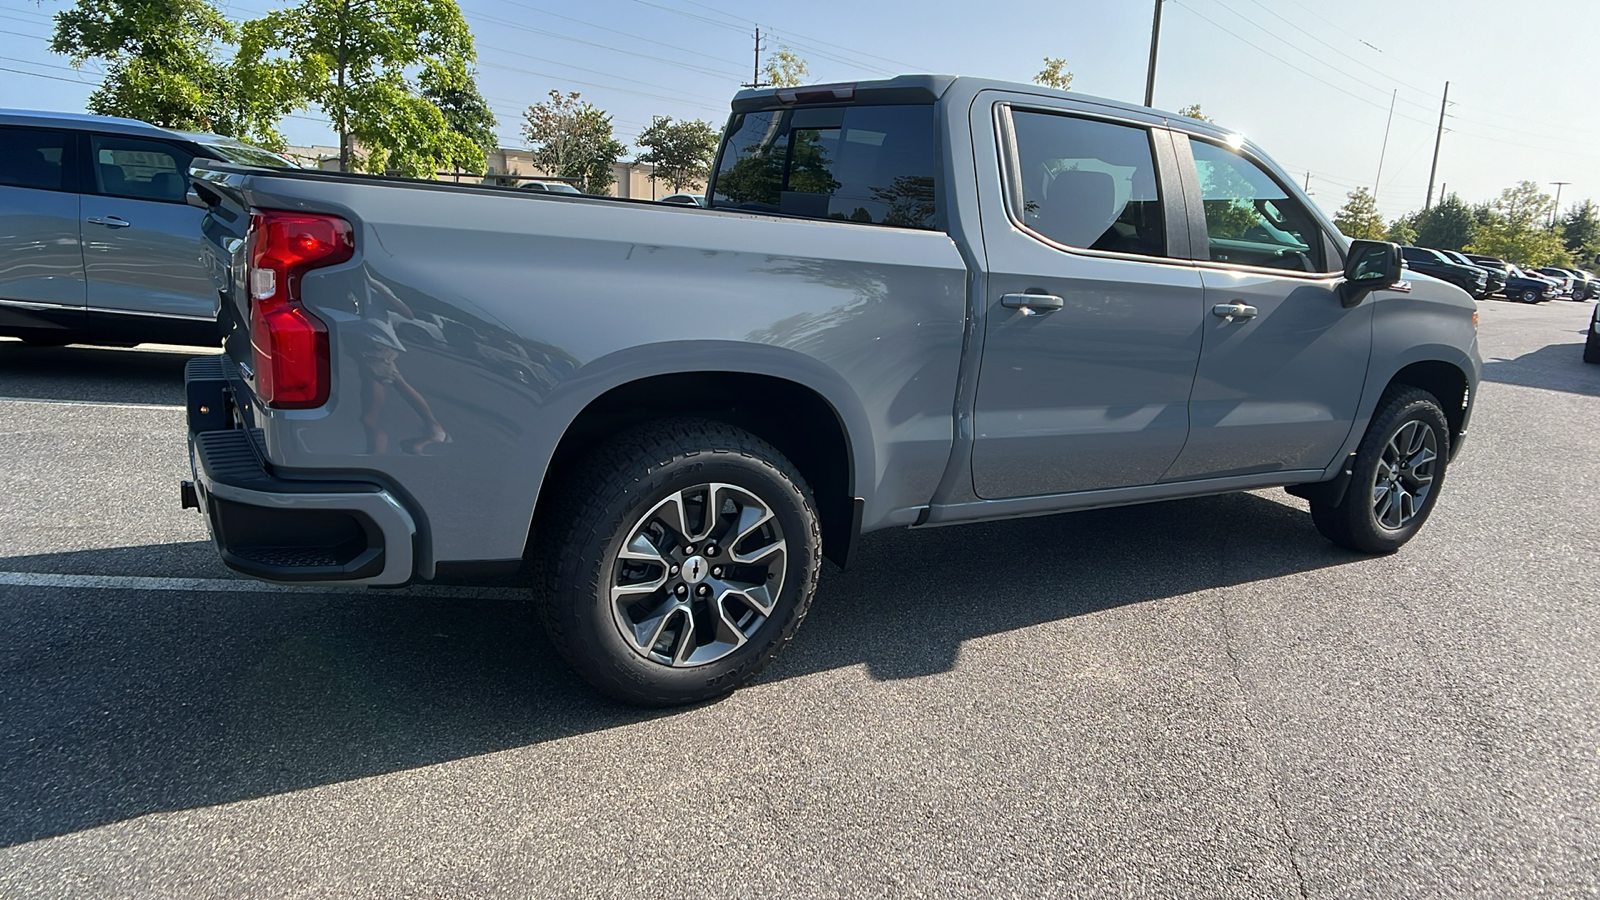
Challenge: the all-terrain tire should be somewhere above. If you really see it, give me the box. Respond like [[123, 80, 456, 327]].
[[530, 418, 822, 707], [1584, 327, 1600, 364], [1310, 387, 1452, 554]]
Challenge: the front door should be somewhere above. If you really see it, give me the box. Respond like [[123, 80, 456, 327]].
[[81, 133, 214, 323], [970, 104, 1205, 499], [1162, 135, 1372, 481]]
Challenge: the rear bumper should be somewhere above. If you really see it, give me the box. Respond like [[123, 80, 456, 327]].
[[184, 357, 418, 586]]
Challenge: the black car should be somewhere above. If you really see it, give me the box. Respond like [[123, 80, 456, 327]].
[[1436, 248, 1506, 296], [1401, 246, 1489, 298]]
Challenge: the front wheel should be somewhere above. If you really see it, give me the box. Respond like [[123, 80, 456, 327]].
[[532, 418, 822, 707], [1310, 388, 1451, 554], [1584, 328, 1600, 364], [1520, 288, 1540, 303]]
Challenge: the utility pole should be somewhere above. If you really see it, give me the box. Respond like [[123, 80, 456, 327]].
[[1424, 81, 1450, 210], [1143, 0, 1164, 108], [1374, 88, 1396, 201], [1550, 182, 1571, 225], [742, 27, 768, 89], [1303, 171, 1312, 196]]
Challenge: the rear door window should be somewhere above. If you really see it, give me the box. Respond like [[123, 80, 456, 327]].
[[1007, 110, 1168, 258], [709, 104, 939, 230], [0, 127, 70, 191], [90, 135, 191, 203]]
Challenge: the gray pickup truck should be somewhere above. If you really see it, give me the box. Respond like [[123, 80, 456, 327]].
[[182, 75, 1481, 705]]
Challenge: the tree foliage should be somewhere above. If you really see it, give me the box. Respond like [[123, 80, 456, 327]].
[[1033, 57, 1073, 90], [1332, 187, 1385, 240], [635, 116, 719, 192], [522, 90, 627, 194], [1412, 192, 1476, 250], [240, 0, 484, 175], [50, 0, 291, 147], [1176, 103, 1211, 122], [1467, 181, 1569, 267], [420, 61, 497, 173], [764, 45, 808, 88], [1560, 200, 1600, 266], [1386, 216, 1417, 246]]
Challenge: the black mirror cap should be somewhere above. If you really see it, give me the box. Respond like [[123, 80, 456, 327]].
[[1340, 239, 1403, 308]]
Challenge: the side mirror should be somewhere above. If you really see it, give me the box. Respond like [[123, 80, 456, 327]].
[[1340, 239, 1404, 308]]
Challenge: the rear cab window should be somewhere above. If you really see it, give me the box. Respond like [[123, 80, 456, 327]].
[[0, 126, 71, 192], [708, 104, 939, 230], [90, 134, 192, 203]]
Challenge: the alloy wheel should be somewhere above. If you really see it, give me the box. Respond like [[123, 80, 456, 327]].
[[610, 482, 787, 667], [1371, 420, 1438, 531]]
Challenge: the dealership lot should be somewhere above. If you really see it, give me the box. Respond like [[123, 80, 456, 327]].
[[1, 300, 1597, 898]]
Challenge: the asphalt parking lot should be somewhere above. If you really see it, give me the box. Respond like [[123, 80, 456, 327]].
[[1, 299, 1597, 898]]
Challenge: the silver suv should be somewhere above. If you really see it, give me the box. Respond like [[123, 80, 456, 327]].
[[0, 109, 296, 348]]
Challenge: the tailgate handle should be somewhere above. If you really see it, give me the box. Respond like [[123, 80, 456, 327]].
[[87, 216, 131, 228], [1001, 291, 1064, 314]]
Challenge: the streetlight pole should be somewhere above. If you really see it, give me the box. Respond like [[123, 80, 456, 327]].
[[1143, 0, 1164, 108]]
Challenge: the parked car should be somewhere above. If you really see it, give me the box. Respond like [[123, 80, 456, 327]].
[[517, 180, 582, 194], [1436, 248, 1506, 296], [1532, 267, 1578, 299], [1504, 264, 1558, 303], [1563, 268, 1599, 301], [1401, 246, 1489, 298], [1587, 301, 1600, 363], [659, 193, 705, 206], [0, 109, 297, 348], [181, 74, 1481, 706]]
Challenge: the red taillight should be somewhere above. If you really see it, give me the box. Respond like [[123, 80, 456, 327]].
[[246, 210, 353, 408]]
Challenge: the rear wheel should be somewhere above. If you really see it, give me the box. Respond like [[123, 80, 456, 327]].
[[1584, 327, 1600, 364], [1310, 388, 1451, 554], [532, 418, 822, 707]]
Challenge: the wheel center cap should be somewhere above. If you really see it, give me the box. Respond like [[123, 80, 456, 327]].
[[682, 555, 709, 584]]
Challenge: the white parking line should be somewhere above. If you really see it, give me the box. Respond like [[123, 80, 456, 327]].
[[0, 396, 185, 410], [0, 571, 523, 599]]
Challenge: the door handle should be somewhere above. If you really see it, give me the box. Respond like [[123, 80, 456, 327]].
[[1212, 301, 1258, 320], [1001, 292, 1065, 314], [87, 216, 131, 228]]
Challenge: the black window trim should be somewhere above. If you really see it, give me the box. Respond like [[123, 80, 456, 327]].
[[1175, 131, 1343, 280], [83, 131, 196, 206], [0, 123, 78, 194], [994, 100, 1195, 268]]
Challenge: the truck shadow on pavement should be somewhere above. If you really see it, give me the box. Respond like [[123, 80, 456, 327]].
[[1480, 339, 1600, 397], [0, 341, 204, 406], [0, 491, 1360, 847]]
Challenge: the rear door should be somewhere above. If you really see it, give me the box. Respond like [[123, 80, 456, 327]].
[[80, 133, 215, 323], [1161, 134, 1371, 482], [0, 125, 86, 331], [969, 98, 1205, 498]]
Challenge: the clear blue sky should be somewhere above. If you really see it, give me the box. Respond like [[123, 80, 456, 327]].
[[2, 0, 1595, 220]]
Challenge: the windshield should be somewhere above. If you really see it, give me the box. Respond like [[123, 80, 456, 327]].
[[198, 142, 299, 169]]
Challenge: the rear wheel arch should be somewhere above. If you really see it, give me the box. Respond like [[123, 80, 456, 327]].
[[531, 370, 863, 568]]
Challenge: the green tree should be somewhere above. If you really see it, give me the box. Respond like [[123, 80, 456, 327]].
[[1332, 187, 1386, 240], [50, 0, 290, 146], [420, 61, 497, 174], [635, 116, 719, 192], [764, 45, 809, 88], [1560, 200, 1600, 265], [241, 0, 483, 175], [1412, 192, 1476, 250], [522, 90, 627, 194], [1033, 57, 1073, 90], [1386, 215, 1418, 246], [1176, 103, 1211, 122], [1468, 181, 1569, 266]]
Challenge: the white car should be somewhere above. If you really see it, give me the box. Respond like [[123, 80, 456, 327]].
[[659, 193, 705, 206], [519, 180, 582, 194]]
